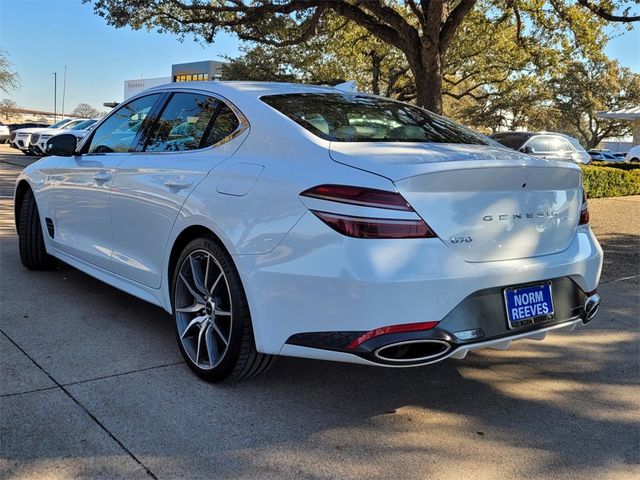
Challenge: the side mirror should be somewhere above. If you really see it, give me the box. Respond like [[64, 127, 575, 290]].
[[521, 145, 535, 154], [46, 134, 77, 156]]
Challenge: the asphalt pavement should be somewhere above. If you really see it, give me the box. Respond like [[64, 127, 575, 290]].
[[0, 144, 638, 479]]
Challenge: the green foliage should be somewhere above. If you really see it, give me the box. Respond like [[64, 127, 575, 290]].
[[581, 164, 640, 198], [590, 161, 640, 171]]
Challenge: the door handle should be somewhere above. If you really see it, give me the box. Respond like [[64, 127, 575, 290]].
[[93, 171, 112, 183], [164, 179, 193, 190]]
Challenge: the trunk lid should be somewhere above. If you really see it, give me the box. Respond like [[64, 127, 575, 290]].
[[329, 142, 582, 262]]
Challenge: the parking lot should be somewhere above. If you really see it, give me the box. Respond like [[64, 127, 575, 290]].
[[0, 143, 638, 479]]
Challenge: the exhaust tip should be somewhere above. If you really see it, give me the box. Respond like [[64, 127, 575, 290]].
[[374, 339, 451, 363], [584, 294, 601, 323]]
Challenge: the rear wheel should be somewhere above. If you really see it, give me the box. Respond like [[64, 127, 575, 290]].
[[17, 189, 57, 270], [171, 237, 274, 382]]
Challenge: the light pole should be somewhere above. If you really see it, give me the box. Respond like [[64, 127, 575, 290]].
[[53, 72, 57, 122]]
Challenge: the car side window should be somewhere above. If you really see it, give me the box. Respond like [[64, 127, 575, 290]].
[[525, 136, 549, 153], [204, 103, 240, 146], [144, 93, 222, 152], [547, 137, 572, 152], [87, 94, 161, 154]]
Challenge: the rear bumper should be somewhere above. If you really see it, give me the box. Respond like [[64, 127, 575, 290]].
[[233, 212, 603, 358], [284, 279, 600, 366]]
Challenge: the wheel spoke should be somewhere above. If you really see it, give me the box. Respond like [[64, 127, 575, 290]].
[[179, 272, 205, 304], [180, 315, 205, 339], [211, 319, 229, 346], [195, 320, 207, 364], [214, 309, 231, 316], [189, 255, 208, 295], [209, 272, 223, 296], [176, 302, 205, 313], [203, 255, 211, 290], [205, 324, 219, 367]]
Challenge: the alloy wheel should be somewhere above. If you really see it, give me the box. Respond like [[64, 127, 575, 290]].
[[174, 249, 233, 370]]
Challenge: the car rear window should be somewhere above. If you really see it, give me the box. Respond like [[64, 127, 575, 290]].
[[261, 93, 497, 145]]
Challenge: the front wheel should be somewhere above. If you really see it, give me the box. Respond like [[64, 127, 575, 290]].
[[17, 189, 57, 270], [171, 237, 274, 382]]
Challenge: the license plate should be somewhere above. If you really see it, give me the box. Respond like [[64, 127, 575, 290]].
[[504, 282, 555, 329]]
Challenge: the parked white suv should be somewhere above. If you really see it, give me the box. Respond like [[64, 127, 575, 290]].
[[11, 119, 87, 155], [32, 119, 98, 154]]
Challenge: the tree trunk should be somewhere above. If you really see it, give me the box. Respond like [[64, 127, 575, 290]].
[[408, 42, 444, 113]]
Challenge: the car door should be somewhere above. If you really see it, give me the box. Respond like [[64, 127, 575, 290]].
[[52, 94, 163, 270], [110, 91, 247, 288]]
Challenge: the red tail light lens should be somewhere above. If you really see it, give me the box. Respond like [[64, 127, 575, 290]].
[[311, 211, 436, 239], [579, 191, 589, 225], [301, 184, 412, 211], [347, 321, 439, 349]]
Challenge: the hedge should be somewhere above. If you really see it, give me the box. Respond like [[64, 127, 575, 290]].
[[581, 164, 640, 198], [589, 161, 640, 171]]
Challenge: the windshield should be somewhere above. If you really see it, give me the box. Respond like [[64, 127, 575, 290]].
[[71, 119, 97, 130], [48, 119, 73, 129], [563, 135, 587, 152], [262, 93, 499, 145]]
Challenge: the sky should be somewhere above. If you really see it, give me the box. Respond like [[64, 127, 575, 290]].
[[1, 0, 639, 113]]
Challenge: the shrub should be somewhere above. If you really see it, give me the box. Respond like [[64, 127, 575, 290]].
[[581, 164, 640, 198], [589, 161, 640, 171]]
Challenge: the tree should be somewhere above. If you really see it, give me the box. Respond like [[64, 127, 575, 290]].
[[0, 50, 20, 94], [86, 0, 639, 114], [549, 59, 640, 148], [71, 103, 102, 118], [0, 98, 18, 121]]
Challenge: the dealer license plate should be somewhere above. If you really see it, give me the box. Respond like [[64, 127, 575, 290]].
[[504, 282, 555, 329]]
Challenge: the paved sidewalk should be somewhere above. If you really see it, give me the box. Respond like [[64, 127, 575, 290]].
[[1, 149, 638, 479]]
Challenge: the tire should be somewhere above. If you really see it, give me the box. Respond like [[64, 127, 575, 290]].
[[22, 150, 37, 156], [17, 189, 57, 270], [171, 237, 274, 382]]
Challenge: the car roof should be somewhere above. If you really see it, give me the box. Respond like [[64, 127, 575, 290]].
[[145, 81, 340, 100]]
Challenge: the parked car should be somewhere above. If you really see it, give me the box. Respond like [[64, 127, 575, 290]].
[[624, 145, 640, 162], [0, 123, 9, 143], [15, 82, 602, 382], [9, 122, 49, 132], [11, 118, 87, 155], [588, 150, 624, 162], [33, 119, 97, 154], [491, 131, 592, 164]]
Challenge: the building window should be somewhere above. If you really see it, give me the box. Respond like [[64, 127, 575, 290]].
[[174, 73, 208, 82]]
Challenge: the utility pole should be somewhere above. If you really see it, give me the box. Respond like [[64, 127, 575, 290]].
[[61, 65, 67, 118], [53, 72, 57, 122]]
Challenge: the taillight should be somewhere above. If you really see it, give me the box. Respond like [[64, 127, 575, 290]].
[[579, 191, 589, 225], [301, 184, 437, 239], [300, 184, 412, 211], [311, 211, 436, 239]]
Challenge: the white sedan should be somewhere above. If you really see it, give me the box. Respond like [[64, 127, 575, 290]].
[[625, 144, 640, 162], [14, 82, 603, 382]]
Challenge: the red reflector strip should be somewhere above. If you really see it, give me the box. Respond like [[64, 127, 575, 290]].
[[301, 184, 413, 211], [346, 321, 439, 350], [311, 210, 437, 239]]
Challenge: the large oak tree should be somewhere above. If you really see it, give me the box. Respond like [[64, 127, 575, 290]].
[[87, 0, 639, 113]]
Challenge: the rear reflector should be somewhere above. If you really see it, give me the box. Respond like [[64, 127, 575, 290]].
[[311, 210, 437, 239], [579, 191, 589, 225], [347, 321, 439, 349], [301, 184, 412, 211]]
